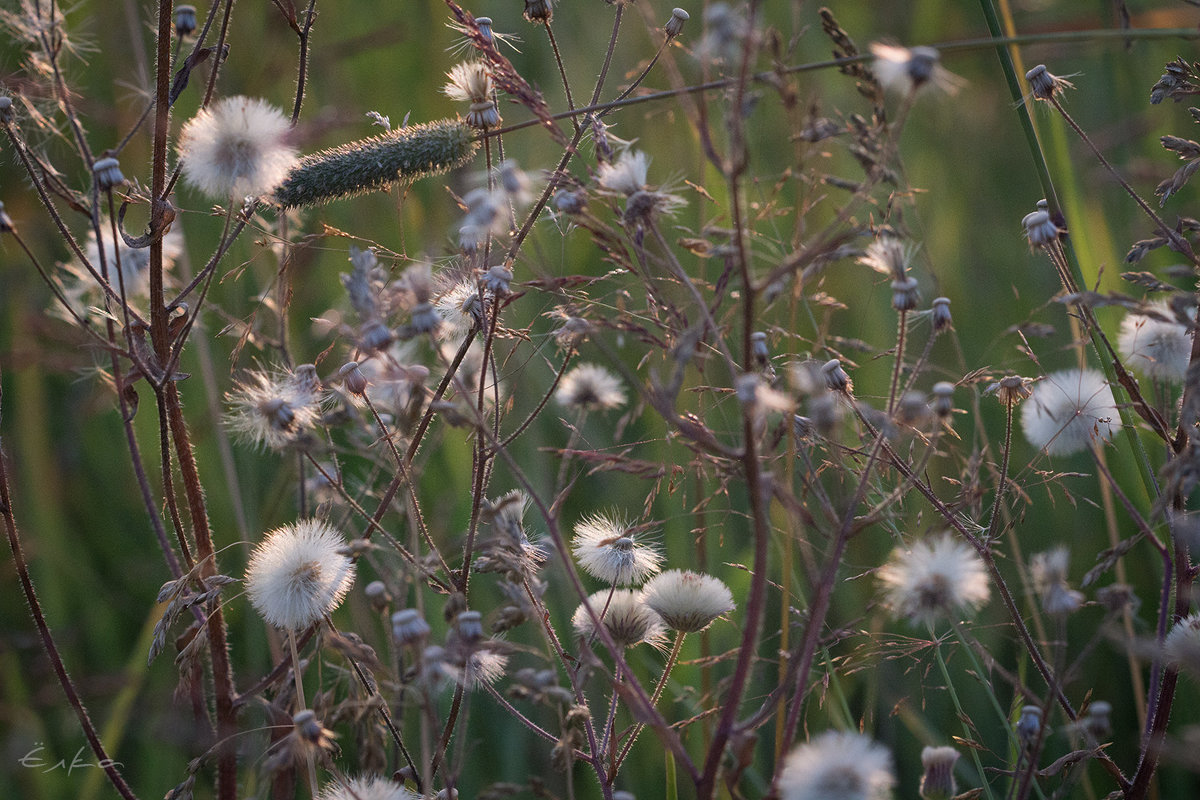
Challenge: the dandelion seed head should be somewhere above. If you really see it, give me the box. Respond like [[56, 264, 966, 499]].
[[74, 219, 183, 299], [245, 519, 356, 631], [640, 569, 734, 632], [572, 514, 662, 585], [1020, 369, 1117, 456], [178, 96, 298, 199], [572, 589, 667, 648], [1119, 302, 1194, 383], [318, 775, 420, 800], [870, 43, 962, 96], [556, 363, 626, 412], [1031, 547, 1083, 616], [435, 279, 488, 336], [1165, 613, 1200, 677], [778, 731, 896, 800], [598, 150, 650, 197], [225, 366, 325, 451], [858, 231, 911, 281], [877, 534, 990, 626], [443, 61, 493, 103]]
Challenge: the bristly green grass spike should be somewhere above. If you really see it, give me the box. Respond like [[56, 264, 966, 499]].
[[273, 118, 477, 207]]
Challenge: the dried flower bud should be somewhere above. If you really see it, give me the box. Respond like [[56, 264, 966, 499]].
[[174, 4, 197, 37], [1022, 208, 1061, 248], [524, 0, 554, 22], [821, 359, 852, 393], [392, 608, 432, 645], [339, 361, 369, 396], [93, 157, 126, 190], [897, 390, 930, 427], [994, 375, 1031, 405], [1025, 64, 1073, 101], [891, 276, 920, 311], [1016, 705, 1043, 748], [1083, 701, 1112, 742], [919, 746, 959, 800], [0, 96, 13, 123], [554, 187, 587, 215], [475, 16, 495, 44], [481, 265, 513, 295], [750, 331, 769, 365], [931, 297, 952, 331], [364, 580, 391, 610], [664, 7, 689, 38], [454, 610, 485, 645], [931, 381, 955, 419], [409, 302, 441, 335]]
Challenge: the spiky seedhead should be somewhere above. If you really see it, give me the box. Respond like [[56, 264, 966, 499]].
[[274, 119, 478, 208]]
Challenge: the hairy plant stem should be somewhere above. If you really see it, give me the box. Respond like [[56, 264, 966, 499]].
[[984, 398, 1017, 544], [287, 630, 320, 800]]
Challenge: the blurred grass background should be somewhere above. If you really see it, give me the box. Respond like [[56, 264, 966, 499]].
[[2, 0, 1200, 797]]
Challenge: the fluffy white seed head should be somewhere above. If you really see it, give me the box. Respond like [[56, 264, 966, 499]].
[[640, 569, 735, 632], [572, 589, 667, 648], [1020, 369, 1118, 456], [1165, 612, 1200, 677], [443, 61, 493, 103], [318, 775, 420, 800], [877, 534, 990, 626], [1118, 302, 1194, 383], [778, 730, 896, 800], [225, 366, 325, 451], [556, 363, 626, 412], [597, 150, 650, 197], [1031, 547, 1083, 616], [572, 513, 662, 585], [68, 219, 184, 302], [177, 96, 298, 199], [870, 43, 962, 96], [245, 519, 356, 631]]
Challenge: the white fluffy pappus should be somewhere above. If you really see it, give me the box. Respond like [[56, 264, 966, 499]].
[[177, 96, 298, 199], [318, 775, 419, 800], [572, 589, 667, 649], [245, 519, 356, 631], [777, 730, 896, 800], [1118, 302, 1194, 383], [640, 569, 735, 633], [571, 513, 662, 585], [224, 365, 325, 451], [1165, 612, 1200, 677], [555, 363, 626, 412], [70, 219, 183, 299], [1020, 368, 1118, 456], [877, 534, 990, 627]]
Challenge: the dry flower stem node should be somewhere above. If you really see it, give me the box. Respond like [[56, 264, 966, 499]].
[[777, 730, 896, 800], [1020, 369, 1117, 456], [572, 589, 667, 648], [639, 569, 734, 633], [177, 96, 299, 199], [572, 513, 662, 585], [245, 519, 356, 631], [877, 533, 990, 626]]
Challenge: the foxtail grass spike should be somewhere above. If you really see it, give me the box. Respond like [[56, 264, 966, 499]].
[[274, 118, 478, 208]]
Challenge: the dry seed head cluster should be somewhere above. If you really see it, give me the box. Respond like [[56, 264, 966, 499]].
[[1020, 368, 1118, 456], [572, 589, 667, 648], [777, 730, 896, 800]]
